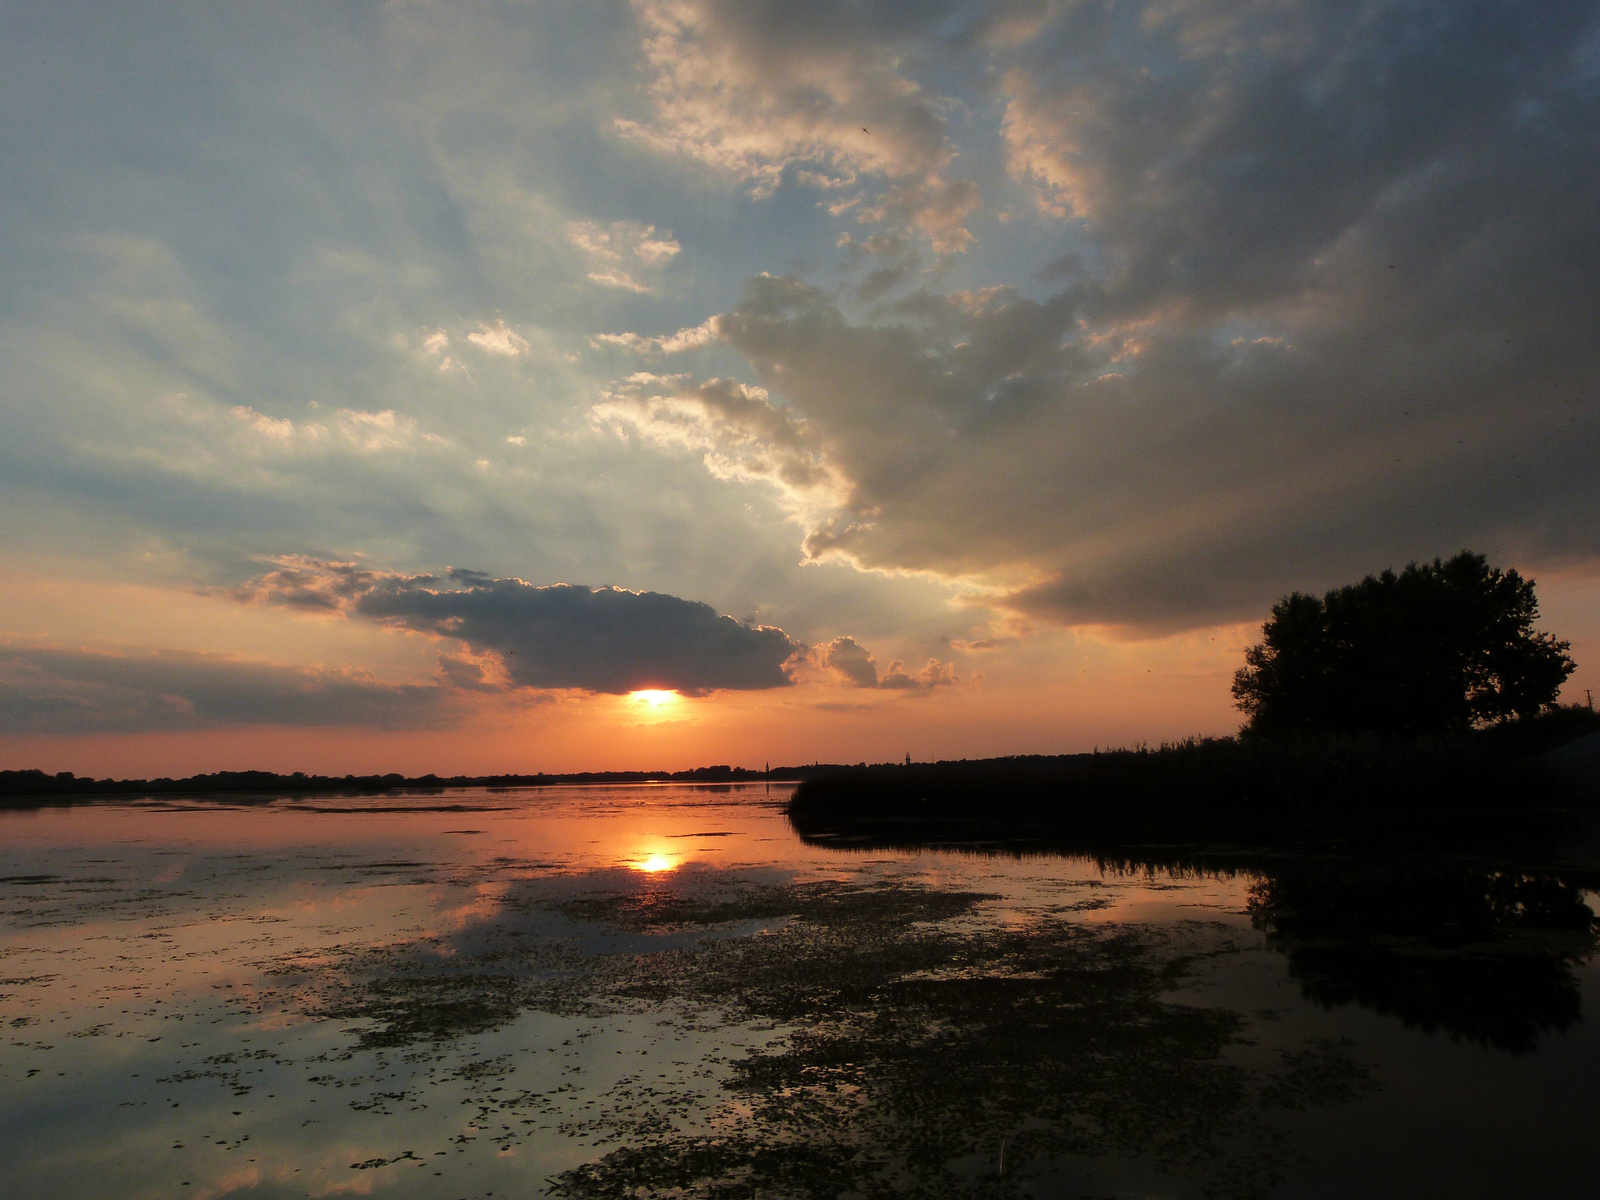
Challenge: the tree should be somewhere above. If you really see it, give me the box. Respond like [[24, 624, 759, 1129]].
[[1232, 552, 1575, 738]]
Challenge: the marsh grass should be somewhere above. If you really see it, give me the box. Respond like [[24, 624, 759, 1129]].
[[789, 724, 1600, 847]]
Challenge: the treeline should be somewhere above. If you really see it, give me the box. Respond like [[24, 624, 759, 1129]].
[[0, 762, 849, 801]]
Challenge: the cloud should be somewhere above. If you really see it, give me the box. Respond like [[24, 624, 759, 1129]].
[[616, 0, 981, 250], [0, 0, 974, 699], [9, 0, 1600, 704], [612, 0, 1600, 635], [466, 320, 531, 358], [237, 558, 801, 696], [567, 219, 681, 264], [0, 643, 451, 734], [820, 635, 879, 688], [567, 219, 681, 292], [590, 317, 722, 356], [227, 405, 437, 454], [586, 269, 652, 293], [820, 635, 956, 690], [993, 1, 1600, 322], [592, 371, 846, 518], [860, 175, 981, 255]]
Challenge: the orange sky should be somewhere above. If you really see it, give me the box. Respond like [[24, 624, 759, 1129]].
[[4, 3, 1598, 778], [4, 571, 1595, 778]]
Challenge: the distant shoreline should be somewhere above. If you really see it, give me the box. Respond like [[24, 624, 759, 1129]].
[[0, 764, 829, 803]]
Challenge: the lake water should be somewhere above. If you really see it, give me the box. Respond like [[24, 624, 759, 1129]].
[[2, 783, 1597, 1199]]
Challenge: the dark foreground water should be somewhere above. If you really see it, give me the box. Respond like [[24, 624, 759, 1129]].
[[1, 784, 1597, 1199]]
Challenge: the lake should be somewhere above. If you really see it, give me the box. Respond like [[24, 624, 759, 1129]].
[[2, 783, 1597, 1199]]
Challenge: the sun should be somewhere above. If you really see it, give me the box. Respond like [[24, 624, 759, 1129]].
[[632, 853, 678, 873], [628, 689, 679, 708]]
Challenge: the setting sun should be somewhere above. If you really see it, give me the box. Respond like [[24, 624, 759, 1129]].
[[628, 690, 679, 708]]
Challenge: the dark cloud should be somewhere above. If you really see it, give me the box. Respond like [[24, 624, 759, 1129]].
[[820, 635, 956, 690], [1, 552, 804, 733], [820, 636, 881, 688], [241, 560, 801, 696], [0, 644, 450, 735], [1001, 1, 1600, 323], [647, 1, 1600, 633]]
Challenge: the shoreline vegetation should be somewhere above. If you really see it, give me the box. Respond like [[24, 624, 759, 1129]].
[[787, 706, 1600, 848]]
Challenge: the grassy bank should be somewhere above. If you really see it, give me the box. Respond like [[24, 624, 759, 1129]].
[[788, 713, 1600, 844]]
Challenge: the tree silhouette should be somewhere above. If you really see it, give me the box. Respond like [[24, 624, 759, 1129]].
[[1233, 552, 1575, 738]]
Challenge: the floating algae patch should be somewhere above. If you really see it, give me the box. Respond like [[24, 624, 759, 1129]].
[[264, 931, 600, 1051], [545, 884, 1375, 1200], [265, 879, 997, 1051], [259, 875, 1375, 1199]]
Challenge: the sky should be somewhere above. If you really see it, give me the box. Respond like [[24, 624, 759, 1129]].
[[3, 0, 1599, 776]]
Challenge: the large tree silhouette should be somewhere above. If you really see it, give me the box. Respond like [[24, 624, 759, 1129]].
[[1233, 552, 1575, 738]]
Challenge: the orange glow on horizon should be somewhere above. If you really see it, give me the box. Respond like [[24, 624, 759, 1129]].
[[630, 851, 679, 873]]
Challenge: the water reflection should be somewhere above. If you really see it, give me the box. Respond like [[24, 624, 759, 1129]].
[[789, 810, 1600, 1056], [1247, 864, 1598, 1053], [1, 787, 1597, 1200]]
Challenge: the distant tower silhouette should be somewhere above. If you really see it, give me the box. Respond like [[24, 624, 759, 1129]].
[[905, 752, 911, 766]]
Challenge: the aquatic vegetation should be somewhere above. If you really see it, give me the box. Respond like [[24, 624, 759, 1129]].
[[283, 877, 1373, 1198]]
